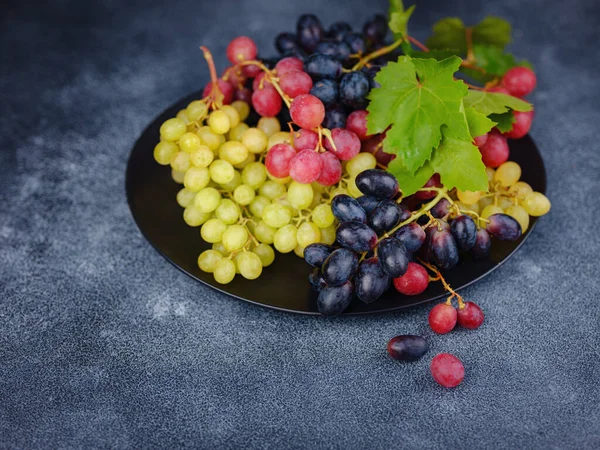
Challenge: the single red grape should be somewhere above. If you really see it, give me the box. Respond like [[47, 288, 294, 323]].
[[487, 85, 510, 95], [234, 87, 252, 104], [503, 110, 534, 139], [290, 94, 325, 129], [479, 130, 509, 168], [473, 133, 488, 147], [289, 149, 324, 184], [323, 128, 360, 160], [346, 110, 370, 141], [317, 151, 342, 186], [428, 303, 457, 334], [293, 128, 319, 151], [252, 72, 272, 90], [393, 262, 429, 295], [457, 302, 485, 329], [279, 70, 313, 98], [226, 36, 257, 64], [414, 174, 441, 200], [265, 143, 296, 178], [502, 66, 537, 97], [203, 79, 234, 105], [242, 64, 262, 78], [430, 353, 465, 388], [275, 57, 304, 76], [252, 85, 282, 117]]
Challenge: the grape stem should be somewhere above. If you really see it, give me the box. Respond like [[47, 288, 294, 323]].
[[407, 36, 429, 52], [352, 37, 406, 71], [200, 46, 224, 109], [419, 258, 465, 308], [237, 60, 292, 108]]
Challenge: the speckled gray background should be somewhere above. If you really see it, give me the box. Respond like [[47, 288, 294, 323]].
[[1, 0, 599, 448]]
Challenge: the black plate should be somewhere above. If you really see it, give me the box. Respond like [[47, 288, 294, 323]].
[[126, 91, 547, 315]]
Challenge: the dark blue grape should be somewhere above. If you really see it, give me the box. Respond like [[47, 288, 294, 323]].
[[304, 243, 334, 268], [344, 33, 366, 55], [393, 223, 425, 253], [309, 267, 327, 290], [362, 65, 382, 88], [377, 237, 409, 278], [317, 281, 354, 316], [309, 79, 339, 106], [417, 226, 436, 262], [470, 229, 491, 260], [275, 32, 298, 54], [328, 21, 352, 41], [331, 194, 366, 223], [356, 195, 379, 215], [355, 257, 390, 304], [297, 14, 324, 52], [486, 214, 522, 241], [431, 198, 451, 218], [336, 221, 378, 253], [387, 335, 429, 361], [321, 248, 358, 287], [315, 40, 351, 61], [305, 53, 342, 80], [323, 104, 347, 129], [355, 169, 399, 199], [339, 71, 370, 109], [363, 14, 388, 44], [369, 199, 403, 234], [451, 215, 478, 251], [282, 48, 307, 60], [431, 229, 459, 269]]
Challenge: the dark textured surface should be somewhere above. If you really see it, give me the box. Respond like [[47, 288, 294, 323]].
[[1, 0, 599, 448]]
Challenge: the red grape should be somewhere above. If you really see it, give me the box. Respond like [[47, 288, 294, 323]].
[[393, 262, 429, 295], [292, 128, 319, 151], [253, 72, 272, 90], [226, 36, 257, 64], [234, 87, 252, 104], [290, 94, 325, 129], [361, 133, 395, 166], [428, 303, 457, 334], [473, 133, 488, 147], [203, 79, 234, 105], [346, 110, 370, 141], [324, 128, 360, 160], [289, 149, 324, 184], [265, 143, 296, 178], [502, 66, 537, 97], [430, 353, 464, 388], [457, 302, 485, 329], [414, 174, 441, 200], [479, 130, 509, 168], [317, 151, 342, 186], [242, 64, 262, 78], [279, 70, 313, 98], [275, 57, 304, 76], [252, 85, 282, 117], [503, 110, 534, 139], [222, 66, 245, 88]]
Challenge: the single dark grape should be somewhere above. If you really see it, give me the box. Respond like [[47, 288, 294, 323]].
[[339, 71, 370, 109], [393, 223, 425, 253], [355, 169, 399, 199], [321, 247, 358, 286], [309, 79, 339, 106], [315, 40, 350, 61], [317, 281, 353, 316], [304, 243, 334, 268], [328, 21, 352, 41], [323, 104, 347, 129], [450, 215, 478, 251], [369, 199, 403, 234], [431, 198, 451, 218], [297, 14, 325, 52], [377, 237, 409, 278], [387, 335, 429, 361], [282, 48, 307, 60], [417, 226, 435, 262], [309, 267, 327, 290], [344, 33, 366, 55], [336, 221, 378, 253], [275, 32, 299, 54], [431, 229, 460, 269], [305, 53, 342, 80], [356, 195, 379, 215], [362, 65, 382, 88], [331, 194, 367, 223], [470, 229, 491, 260], [363, 14, 388, 44], [355, 257, 390, 304], [486, 214, 522, 241]]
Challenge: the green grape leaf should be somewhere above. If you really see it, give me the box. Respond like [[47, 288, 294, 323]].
[[388, 0, 416, 39], [426, 18, 467, 54], [463, 90, 533, 115], [366, 56, 468, 174], [472, 17, 511, 49], [473, 44, 532, 76], [489, 112, 515, 132], [388, 159, 434, 196], [466, 107, 496, 137]]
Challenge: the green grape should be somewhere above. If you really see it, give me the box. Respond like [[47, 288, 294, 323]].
[[179, 132, 202, 153], [454, 201, 479, 215], [249, 196, 271, 218], [241, 127, 268, 154], [457, 190, 482, 204], [329, 187, 348, 197], [197, 126, 221, 151], [297, 221, 321, 247], [505, 204, 530, 232], [194, 187, 221, 213], [294, 245, 305, 258], [498, 196, 514, 210], [478, 196, 493, 210], [160, 118, 187, 141], [228, 123, 249, 142], [208, 110, 230, 135], [252, 243, 275, 267], [189, 145, 214, 167], [260, 181, 286, 200], [522, 192, 551, 216], [267, 131, 292, 149], [176, 188, 197, 208], [215, 199, 240, 224], [183, 167, 210, 192], [212, 242, 230, 256], [219, 141, 249, 165], [319, 224, 336, 245], [171, 169, 185, 184], [262, 204, 292, 228], [312, 204, 335, 228], [233, 153, 255, 170], [485, 167, 495, 183], [221, 105, 241, 129], [276, 197, 298, 217], [311, 182, 326, 194], [346, 152, 377, 177], [266, 173, 291, 184], [347, 176, 362, 198], [154, 141, 179, 165], [200, 218, 227, 243], [222, 224, 249, 252], [273, 224, 298, 253], [287, 181, 314, 210], [183, 205, 212, 227], [209, 160, 235, 184], [254, 221, 276, 244], [186, 100, 209, 122], [242, 162, 267, 189], [494, 161, 522, 187], [170, 151, 191, 172], [233, 184, 255, 206], [176, 109, 191, 125], [236, 251, 263, 280], [214, 258, 236, 284], [231, 100, 250, 122], [310, 192, 323, 210], [257, 117, 280, 137], [197, 249, 223, 273], [219, 170, 242, 192], [509, 181, 533, 200], [481, 204, 503, 220]]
